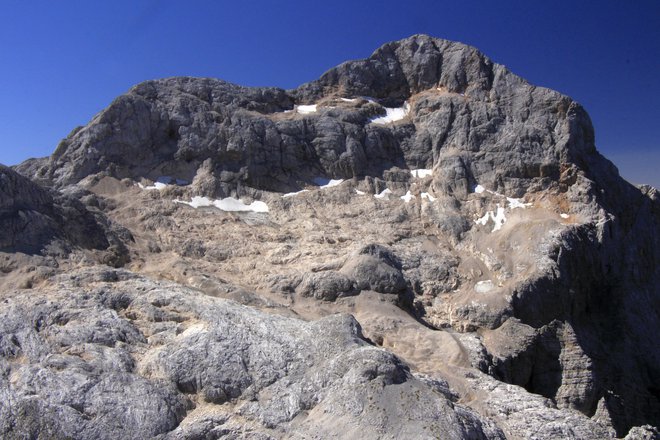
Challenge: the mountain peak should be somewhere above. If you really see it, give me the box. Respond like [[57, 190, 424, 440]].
[[5, 36, 660, 438]]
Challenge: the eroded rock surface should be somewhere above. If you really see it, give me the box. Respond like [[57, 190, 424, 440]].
[[3, 35, 659, 438], [0, 268, 505, 439]]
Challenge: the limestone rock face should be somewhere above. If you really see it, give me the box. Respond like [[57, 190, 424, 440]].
[[4, 35, 660, 438], [0, 165, 129, 264], [0, 268, 504, 440], [18, 34, 600, 203]]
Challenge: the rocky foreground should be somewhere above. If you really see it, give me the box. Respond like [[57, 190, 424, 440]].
[[1, 35, 659, 439]]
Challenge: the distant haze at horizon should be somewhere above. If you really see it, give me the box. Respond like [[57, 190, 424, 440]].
[[604, 149, 660, 189], [1, 1, 658, 188]]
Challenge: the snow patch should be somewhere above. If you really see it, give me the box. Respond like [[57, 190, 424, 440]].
[[401, 191, 415, 203], [340, 98, 357, 102], [370, 103, 410, 125], [475, 204, 507, 232], [507, 197, 532, 209], [473, 184, 504, 198], [282, 190, 309, 198], [355, 189, 366, 195], [281, 178, 343, 197], [560, 213, 570, 219], [374, 188, 392, 199], [296, 104, 317, 114], [410, 169, 432, 178], [475, 280, 495, 293], [138, 182, 169, 190], [421, 192, 436, 202], [475, 212, 490, 226], [313, 178, 344, 189], [176, 196, 269, 213], [492, 206, 507, 231], [138, 176, 188, 190], [472, 184, 532, 232]]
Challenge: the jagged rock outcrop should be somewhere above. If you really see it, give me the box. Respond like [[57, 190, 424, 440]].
[[4, 34, 660, 438], [0, 268, 505, 439], [0, 165, 129, 265], [17, 34, 597, 203]]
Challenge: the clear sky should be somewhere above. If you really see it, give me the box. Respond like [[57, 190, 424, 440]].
[[1, 0, 659, 187]]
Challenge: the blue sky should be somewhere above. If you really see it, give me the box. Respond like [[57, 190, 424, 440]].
[[1, 0, 659, 187]]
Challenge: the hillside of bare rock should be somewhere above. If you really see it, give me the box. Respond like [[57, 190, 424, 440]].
[[3, 35, 659, 439]]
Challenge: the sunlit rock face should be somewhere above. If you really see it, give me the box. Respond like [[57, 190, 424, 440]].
[[5, 35, 660, 439]]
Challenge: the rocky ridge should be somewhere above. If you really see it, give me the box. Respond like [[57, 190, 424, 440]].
[[3, 35, 660, 439]]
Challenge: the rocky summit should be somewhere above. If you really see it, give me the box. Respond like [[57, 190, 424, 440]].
[[2, 34, 659, 439]]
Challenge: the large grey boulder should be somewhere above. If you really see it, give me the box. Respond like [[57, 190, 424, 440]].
[[297, 270, 356, 300], [340, 244, 407, 294]]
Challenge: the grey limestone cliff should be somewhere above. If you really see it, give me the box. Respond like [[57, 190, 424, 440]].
[[0, 164, 130, 265], [4, 35, 660, 438]]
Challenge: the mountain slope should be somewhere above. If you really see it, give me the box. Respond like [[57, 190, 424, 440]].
[[5, 35, 660, 439]]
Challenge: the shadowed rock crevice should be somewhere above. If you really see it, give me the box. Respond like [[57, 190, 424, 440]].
[[0, 165, 130, 264]]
